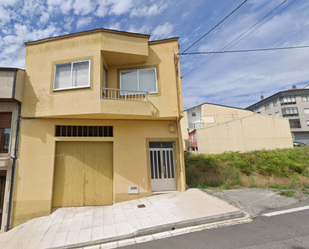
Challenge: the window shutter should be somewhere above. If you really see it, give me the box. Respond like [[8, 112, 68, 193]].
[[72, 61, 89, 87], [121, 70, 138, 91], [0, 112, 12, 128], [54, 63, 71, 89], [139, 68, 157, 93]]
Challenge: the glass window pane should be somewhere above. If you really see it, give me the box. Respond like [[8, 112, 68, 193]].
[[139, 68, 157, 93], [72, 61, 90, 87], [3, 128, 10, 150], [121, 70, 138, 91], [54, 63, 71, 89]]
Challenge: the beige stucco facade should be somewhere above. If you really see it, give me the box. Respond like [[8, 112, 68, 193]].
[[195, 114, 293, 154], [12, 29, 185, 228], [183, 103, 293, 154]]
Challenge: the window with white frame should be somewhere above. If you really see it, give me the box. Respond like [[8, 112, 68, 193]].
[[54, 60, 90, 90], [264, 104, 270, 110], [302, 96, 309, 102], [280, 96, 296, 105], [282, 107, 298, 117], [306, 120, 309, 126], [304, 108, 309, 114], [254, 107, 260, 113], [120, 68, 157, 94], [273, 100, 278, 107]]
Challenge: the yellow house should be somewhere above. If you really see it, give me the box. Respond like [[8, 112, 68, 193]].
[[11, 29, 186, 228]]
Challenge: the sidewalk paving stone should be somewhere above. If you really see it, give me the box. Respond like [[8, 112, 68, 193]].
[[0, 189, 245, 249]]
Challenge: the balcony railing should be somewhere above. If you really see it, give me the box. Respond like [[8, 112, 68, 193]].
[[100, 88, 150, 102]]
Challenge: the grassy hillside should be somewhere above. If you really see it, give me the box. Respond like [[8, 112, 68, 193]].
[[185, 147, 309, 195]]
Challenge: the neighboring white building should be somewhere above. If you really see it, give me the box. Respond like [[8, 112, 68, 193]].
[[246, 85, 309, 144]]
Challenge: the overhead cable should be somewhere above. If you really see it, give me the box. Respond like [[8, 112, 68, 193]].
[[180, 45, 309, 55], [182, 0, 248, 53], [181, 0, 296, 78]]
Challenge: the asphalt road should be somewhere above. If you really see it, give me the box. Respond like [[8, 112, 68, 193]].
[[123, 200, 309, 249]]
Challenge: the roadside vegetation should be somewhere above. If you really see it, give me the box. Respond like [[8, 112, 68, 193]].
[[185, 147, 309, 197]]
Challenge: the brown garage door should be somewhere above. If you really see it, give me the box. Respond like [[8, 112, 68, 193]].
[[52, 141, 113, 207]]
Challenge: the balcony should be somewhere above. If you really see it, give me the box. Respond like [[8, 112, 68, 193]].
[[100, 88, 149, 102], [100, 87, 151, 117], [0, 69, 24, 101]]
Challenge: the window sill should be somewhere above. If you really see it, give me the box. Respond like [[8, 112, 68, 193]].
[[53, 85, 90, 92]]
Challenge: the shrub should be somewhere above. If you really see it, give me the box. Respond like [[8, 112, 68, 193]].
[[185, 147, 309, 188]]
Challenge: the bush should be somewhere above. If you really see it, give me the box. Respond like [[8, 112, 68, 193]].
[[185, 147, 309, 188]]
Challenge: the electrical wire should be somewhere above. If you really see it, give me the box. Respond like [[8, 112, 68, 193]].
[[181, 0, 296, 78], [182, 0, 248, 53], [180, 45, 309, 55]]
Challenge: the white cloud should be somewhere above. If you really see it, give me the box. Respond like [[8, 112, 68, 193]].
[[64, 16, 74, 31], [0, 6, 11, 26], [73, 0, 95, 15], [107, 22, 121, 30], [76, 17, 92, 29], [60, 0, 73, 14], [109, 0, 133, 15], [39, 12, 50, 25], [130, 2, 168, 17], [127, 24, 150, 34], [95, 1, 108, 18], [0, 0, 18, 6], [151, 22, 174, 40]]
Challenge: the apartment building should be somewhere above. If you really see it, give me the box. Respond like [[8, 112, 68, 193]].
[[11, 29, 186, 228], [0, 68, 24, 232], [246, 86, 309, 144]]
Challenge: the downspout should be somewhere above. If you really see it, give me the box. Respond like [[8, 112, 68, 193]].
[[173, 50, 186, 191], [6, 70, 21, 231]]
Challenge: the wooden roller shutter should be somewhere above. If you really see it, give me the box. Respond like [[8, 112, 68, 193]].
[[0, 113, 12, 128]]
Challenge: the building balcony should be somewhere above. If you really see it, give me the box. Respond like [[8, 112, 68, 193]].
[[0, 69, 24, 102], [101, 88, 150, 102], [100, 87, 151, 117]]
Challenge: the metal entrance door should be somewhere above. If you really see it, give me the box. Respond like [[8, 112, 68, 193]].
[[149, 142, 176, 192]]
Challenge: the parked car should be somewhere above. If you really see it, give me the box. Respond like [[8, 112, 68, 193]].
[[293, 140, 306, 147]]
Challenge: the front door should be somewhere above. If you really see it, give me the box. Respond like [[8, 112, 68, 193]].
[[149, 142, 176, 192]]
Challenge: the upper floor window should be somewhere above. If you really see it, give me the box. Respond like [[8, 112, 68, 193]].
[[282, 107, 298, 117], [273, 100, 278, 107], [192, 112, 196, 117], [254, 107, 260, 113], [289, 119, 301, 128], [302, 96, 309, 102], [264, 104, 270, 110], [54, 60, 90, 90], [0, 112, 12, 153], [120, 68, 157, 94], [304, 108, 309, 114], [280, 96, 296, 105]]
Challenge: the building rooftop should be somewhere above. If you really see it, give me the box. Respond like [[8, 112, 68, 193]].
[[246, 87, 309, 110]]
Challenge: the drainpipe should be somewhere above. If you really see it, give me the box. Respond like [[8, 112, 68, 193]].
[[6, 70, 21, 231], [173, 50, 186, 191]]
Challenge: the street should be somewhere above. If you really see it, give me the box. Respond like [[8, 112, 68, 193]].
[[123, 201, 309, 249]]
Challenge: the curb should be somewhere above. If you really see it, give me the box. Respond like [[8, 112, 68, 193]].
[[50, 210, 245, 249]]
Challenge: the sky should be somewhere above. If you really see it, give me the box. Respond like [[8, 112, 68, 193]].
[[0, 0, 309, 109]]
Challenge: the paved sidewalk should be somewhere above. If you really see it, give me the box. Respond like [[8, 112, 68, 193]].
[[0, 189, 244, 249]]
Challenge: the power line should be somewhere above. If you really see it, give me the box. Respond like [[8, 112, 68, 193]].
[[182, 0, 248, 53], [181, 0, 296, 78], [180, 45, 309, 55]]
